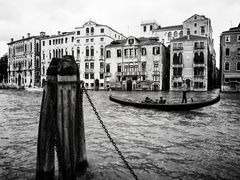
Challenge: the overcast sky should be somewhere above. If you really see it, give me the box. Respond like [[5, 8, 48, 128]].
[[0, 0, 240, 66]]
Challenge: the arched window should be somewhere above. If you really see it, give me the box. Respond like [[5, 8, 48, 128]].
[[200, 52, 204, 63], [173, 53, 178, 64], [174, 31, 178, 38], [179, 31, 183, 37], [236, 62, 240, 71], [91, 27, 94, 34], [86, 28, 89, 34], [90, 46, 94, 56], [178, 53, 182, 64], [225, 62, 230, 71], [168, 32, 172, 41], [86, 46, 89, 56], [106, 64, 110, 73], [187, 28, 190, 35]]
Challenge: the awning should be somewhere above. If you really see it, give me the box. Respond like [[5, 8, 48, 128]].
[[224, 73, 240, 78]]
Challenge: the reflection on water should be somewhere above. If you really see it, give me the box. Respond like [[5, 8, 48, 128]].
[[0, 89, 240, 180]]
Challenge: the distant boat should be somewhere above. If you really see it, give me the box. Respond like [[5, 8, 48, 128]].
[[109, 94, 220, 111]]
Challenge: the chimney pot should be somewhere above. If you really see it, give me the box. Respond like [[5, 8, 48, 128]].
[[11, 38, 14, 42]]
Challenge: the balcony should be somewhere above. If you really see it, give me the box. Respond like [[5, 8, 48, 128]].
[[193, 62, 205, 67], [139, 71, 147, 76], [172, 64, 183, 68], [85, 69, 95, 73], [194, 75, 205, 81], [173, 47, 183, 51], [122, 71, 138, 76], [104, 72, 111, 77], [194, 46, 205, 50], [115, 72, 122, 76]]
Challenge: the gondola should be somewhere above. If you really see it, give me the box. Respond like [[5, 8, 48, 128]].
[[109, 94, 220, 111]]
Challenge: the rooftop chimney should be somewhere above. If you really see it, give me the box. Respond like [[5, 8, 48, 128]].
[[58, 31, 61, 35], [22, 36, 24, 39], [27, 33, 30, 38], [11, 38, 14, 42]]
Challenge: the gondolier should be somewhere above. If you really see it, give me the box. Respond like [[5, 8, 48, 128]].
[[181, 80, 188, 103]]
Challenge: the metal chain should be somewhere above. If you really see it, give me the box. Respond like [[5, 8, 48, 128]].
[[82, 87, 139, 180]]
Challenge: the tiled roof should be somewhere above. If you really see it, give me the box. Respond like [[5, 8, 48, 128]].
[[171, 35, 207, 42], [154, 25, 183, 31]]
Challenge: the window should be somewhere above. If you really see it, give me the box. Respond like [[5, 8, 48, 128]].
[[153, 47, 160, 55], [194, 30, 197, 34], [150, 25, 153, 31], [100, 37, 104, 41], [106, 50, 111, 58], [179, 31, 183, 37], [91, 83, 94, 87], [237, 62, 240, 71], [225, 35, 231, 42], [85, 73, 89, 79], [86, 46, 89, 56], [128, 39, 134, 44], [117, 64, 121, 72], [174, 31, 178, 38], [72, 37, 74, 42], [85, 62, 89, 69], [100, 73, 104, 79], [49, 40, 51, 45], [100, 28, 104, 33], [91, 38, 94, 42], [237, 35, 240, 42], [100, 62, 104, 69], [86, 28, 89, 34], [91, 27, 94, 34], [237, 48, 240, 56], [225, 62, 230, 71], [90, 46, 94, 56], [100, 46, 104, 56], [86, 39, 89, 43], [194, 23, 197, 27], [168, 32, 172, 41], [117, 49, 121, 57], [225, 48, 230, 57], [77, 39, 80, 43], [143, 26, 146, 32], [173, 67, 182, 76], [141, 48, 146, 55], [90, 62, 94, 69], [77, 31, 80, 35], [200, 26, 205, 35], [42, 41, 45, 46], [187, 28, 190, 35], [65, 37, 68, 43], [77, 47, 80, 59], [106, 64, 110, 72]]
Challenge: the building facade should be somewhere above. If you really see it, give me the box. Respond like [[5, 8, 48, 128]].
[[141, 14, 216, 91], [104, 36, 169, 91], [7, 33, 42, 87], [74, 20, 125, 90], [40, 31, 75, 85], [220, 23, 240, 92]]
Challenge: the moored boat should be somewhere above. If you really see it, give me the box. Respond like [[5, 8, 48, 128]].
[[109, 94, 220, 111]]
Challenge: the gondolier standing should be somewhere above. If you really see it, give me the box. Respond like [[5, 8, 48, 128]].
[[181, 80, 188, 103]]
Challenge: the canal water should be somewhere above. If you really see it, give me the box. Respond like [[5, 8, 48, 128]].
[[0, 89, 240, 180]]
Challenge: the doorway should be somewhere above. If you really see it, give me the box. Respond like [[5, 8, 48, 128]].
[[127, 80, 132, 91]]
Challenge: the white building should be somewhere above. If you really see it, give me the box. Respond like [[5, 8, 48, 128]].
[[7, 32, 43, 87], [40, 31, 75, 85], [74, 20, 125, 90]]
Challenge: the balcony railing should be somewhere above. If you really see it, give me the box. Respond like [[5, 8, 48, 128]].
[[153, 71, 160, 76], [172, 64, 183, 68], [173, 47, 183, 51], [85, 69, 95, 73], [194, 46, 205, 50], [104, 72, 111, 77], [194, 75, 205, 80], [193, 63, 205, 67]]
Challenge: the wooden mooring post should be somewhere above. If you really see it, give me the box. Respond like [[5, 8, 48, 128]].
[[36, 55, 87, 180]]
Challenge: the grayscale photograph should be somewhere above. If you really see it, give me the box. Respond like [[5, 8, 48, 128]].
[[0, 0, 240, 179]]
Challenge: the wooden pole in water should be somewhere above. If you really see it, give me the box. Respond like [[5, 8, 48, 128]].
[[56, 55, 87, 179], [36, 58, 60, 180]]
